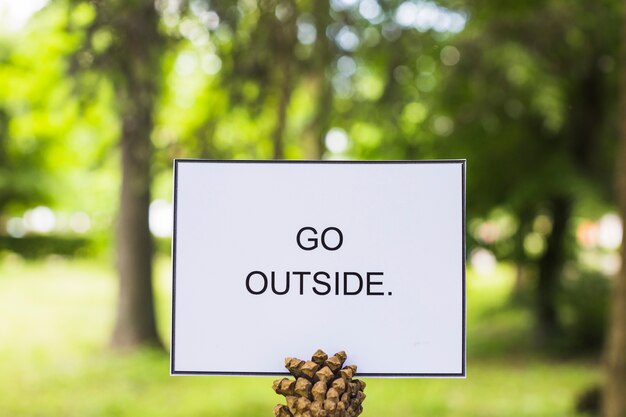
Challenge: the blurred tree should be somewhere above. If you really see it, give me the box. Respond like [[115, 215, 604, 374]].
[[18, 0, 618, 356], [110, 0, 163, 349], [432, 0, 620, 345], [0, 105, 50, 214], [603, 3, 626, 414], [229, 0, 299, 159], [0, 5, 119, 227], [69, 0, 164, 349], [209, 0, 327, 159], [0, 4, 124, 267], [0, 31, 68, 215]]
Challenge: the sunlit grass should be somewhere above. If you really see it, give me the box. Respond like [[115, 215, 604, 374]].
[[0, 256, 600, 417]]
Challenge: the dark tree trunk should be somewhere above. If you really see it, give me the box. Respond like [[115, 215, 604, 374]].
[[312, 81, 332, 160], [109, 0, 162, 350], [535, 196, 571, 345], [531, 60, 600, 345], [512, 209, 532, 300], [112, 101, 160, 349], [604, 211, 626, 416], [272, 63, 291, 160], [197, 121, 217, 159], [267, 0, 297, 160], [302, 0, 333, 160], [302, 72, 332, 160], [603, 3, 626, 414], [604, 215, 626, 417]]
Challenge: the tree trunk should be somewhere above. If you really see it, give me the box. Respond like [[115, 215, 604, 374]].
[[603, 3, 626, 413], [604, 227, 626, 417], [272, 62, 291, 160], [512, 209, 532, 300], [268, 0, 297, 160], [112, 102, 160, 349], [302, 71, 332, 160], [109, 0, 162, 350], [535, 196, 571, 345], [302, 0, 333, 160]]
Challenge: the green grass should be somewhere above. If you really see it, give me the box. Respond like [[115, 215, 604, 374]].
[[0, 256, 600, 417]]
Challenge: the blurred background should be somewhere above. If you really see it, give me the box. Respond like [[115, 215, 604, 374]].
[[1, 0, 626, 416]]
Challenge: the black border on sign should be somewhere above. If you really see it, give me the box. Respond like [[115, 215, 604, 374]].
[[170, 159, 466, 377]]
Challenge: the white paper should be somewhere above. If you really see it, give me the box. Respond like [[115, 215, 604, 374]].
[[171, 160, 465, 377]]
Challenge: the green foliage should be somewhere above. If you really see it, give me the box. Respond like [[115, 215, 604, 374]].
[[3, 0, 620, 227], [0, 2, 119, 221], [0, 0, 621, 362], [0, 235, 94, 259]]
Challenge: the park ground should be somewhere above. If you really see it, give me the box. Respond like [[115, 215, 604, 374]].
[[0, 257, 600, 417]]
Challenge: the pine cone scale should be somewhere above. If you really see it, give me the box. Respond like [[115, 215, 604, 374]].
[[273, 350, 366, 417]]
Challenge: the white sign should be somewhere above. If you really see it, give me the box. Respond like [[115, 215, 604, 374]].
[[171, 160, 466, 377]]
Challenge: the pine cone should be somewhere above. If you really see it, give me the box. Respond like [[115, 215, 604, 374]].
[[273, 350, 366, 417]]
